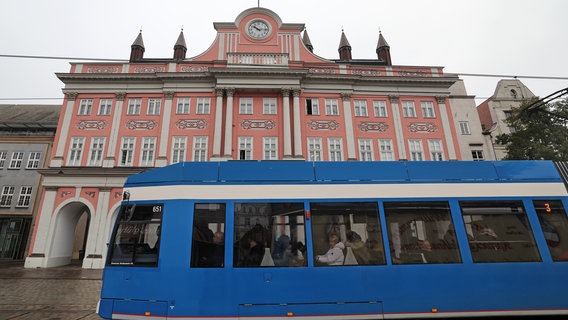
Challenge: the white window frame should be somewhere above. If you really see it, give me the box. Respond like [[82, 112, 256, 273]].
[[328, 138, 343, 161], [263, 137, 278, 160], [358, 139, 374, 161], [196, 97, 211, 114], [472, 150, 484, 161], [98, 98, 113, 115], [88, 137, 105, 166], [379, 139, 394, 161], [9, 152, 24, 169], [67, 138, 85, 166], [127, 98, 142, 115], [176, 97, 190, 114], [325, 99, 339, 116], [238, 137, 253, 160], [78, 99, 93, 115], [307, 137, 322, 161], [402, 101, 416, 118], [428, 139, 444, 161], [0, 151, 6, 168], [171, 136, 187, 164], [421, 101, 435, 118], [16, 186, 32, 208], [373, 100, 388, 117], [120, 137, 136, 166], [193, 136, 208, 162], [140, 137, 157, 167], [306, 99, 320, 115], [354, 100, 368, 117], [0, 186, 15, 208], [147, 98, 161, 115], [26, 152, 41, 169], [240, 98, 253, 114], [459, 121, 471, 135], [263, 98, 277, 115], [408, 139, 424, 161]]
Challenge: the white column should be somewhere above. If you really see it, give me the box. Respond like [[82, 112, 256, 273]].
[[282, 89, 292, 158], [342, 93, 357, 160], [436, 96, 457, 160], [212, 88, 224, 159], [223, 89, 235, 158], [103, 92, 126, 167], [24, 187, 57, 268], [51, 92, 77, 167], [82, 187, 111, 269], [156, 91, 174, 167], [292, 89, 304, 159], [390, 95, 406, 160]]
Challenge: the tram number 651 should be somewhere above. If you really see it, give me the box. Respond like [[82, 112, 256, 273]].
[[153, 205, 163, 213]]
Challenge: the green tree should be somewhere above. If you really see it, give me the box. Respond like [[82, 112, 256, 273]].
[[495, 97, 568, 160]]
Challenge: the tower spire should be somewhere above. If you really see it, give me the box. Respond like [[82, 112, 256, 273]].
[[302, 28, 314, 53], [173, 27, 188, 60], [338, 29, 352, 60], [129, 30, 145, 62], [376, 30, 392, 65]]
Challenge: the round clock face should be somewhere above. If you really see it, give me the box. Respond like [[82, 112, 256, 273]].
[[247, 20, 270, 39]]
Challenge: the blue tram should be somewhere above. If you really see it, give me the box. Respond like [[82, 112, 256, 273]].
[[98, 160, 568, 319]]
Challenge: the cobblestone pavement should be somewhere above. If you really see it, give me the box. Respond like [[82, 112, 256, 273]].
[[0, 261, 103, 319]]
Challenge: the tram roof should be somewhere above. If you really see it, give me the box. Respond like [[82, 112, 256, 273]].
[[124, 160, 563, 187]]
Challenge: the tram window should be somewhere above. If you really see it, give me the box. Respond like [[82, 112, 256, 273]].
[[310, 202, 386, 266], [234, 202, 307, 267], [384, 201, 461, 265], [460, 200, 541, 263], [533, 200, 568, 262], [108, 204, 163, 267], [191, 203, 226, 268]]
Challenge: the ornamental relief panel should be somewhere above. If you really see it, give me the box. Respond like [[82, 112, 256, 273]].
[[77, 120, 107, 130], [358, 122, 389, 132], [308, 68, 337, 74], [134, 66, 166, 73], [308, 120, 340, 131], [126, 120, 158, 130], [352, 69, 381, 76], [180, 66, 209, 72], [87, 66, 119, 73], [408, 122, 438, 133], [240, 120, 276, 130], [175, 119, 208, 130]]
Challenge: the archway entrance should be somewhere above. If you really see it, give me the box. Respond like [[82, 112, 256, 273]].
[[48, 202, 91, 267]]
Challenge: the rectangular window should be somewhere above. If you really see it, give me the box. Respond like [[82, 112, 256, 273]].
[[358, 139, 373, 161], [191, 203, 226, 268], [263, 137, 278, 160], [26, 152, 41, 169], [67, 138, 85, 166], [0, 186, 15, 208], [147, 98, 161, 115], [325, 99, 339, 116], [263, 98, 277, 115], [307, 137, 322, 161], [98, 98, 113, 115], [384, 201, 461, 264], [140, 137, 156, 166], [176, 97, 190, 114], [373, 100, 388, 117], [234, 202, 307, 267], [78, 99, 93, 115], [9, 152, 24, 169], [533, 200, 568, 262], [238, 137, 253, 160], [193, 136, 208, 162], [171, 137, 187, 164], [472, 150, 484, 161], [421, 101, 435, 118], [196, 97, 211, 114], [459, 121, 471, 135], [0, 151, 6, 168], [408, 139, 424, 161], [120, 137, 136, 166], [16, 186, 32, 208], [354, 100, 368, 117], [240, 98, 253, 114], [428, 139, 444, 161], [460, 200, 541, 263], [88, 137, 105, 166], [402, 101, 416, 118], [328, 138, 343, 161], [306, 99, 320, 115], [108, 204, 162, 267], [379, 139, 394, 161], [127, 98, 142, 115], [311, 202, 386, 266]]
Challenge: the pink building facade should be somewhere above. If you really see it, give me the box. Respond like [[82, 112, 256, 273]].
[[25, 7, 485, 269]]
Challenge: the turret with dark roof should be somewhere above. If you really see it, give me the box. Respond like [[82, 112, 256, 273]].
[[129, 31, 145, 62], [376, 31, 391, 65], [302, 29, 313, 53], [173, 29, 187, 60], [338, 30, 352, 61]]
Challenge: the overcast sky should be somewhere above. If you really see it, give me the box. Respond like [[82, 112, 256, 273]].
[[1, 0, 567, 105]]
